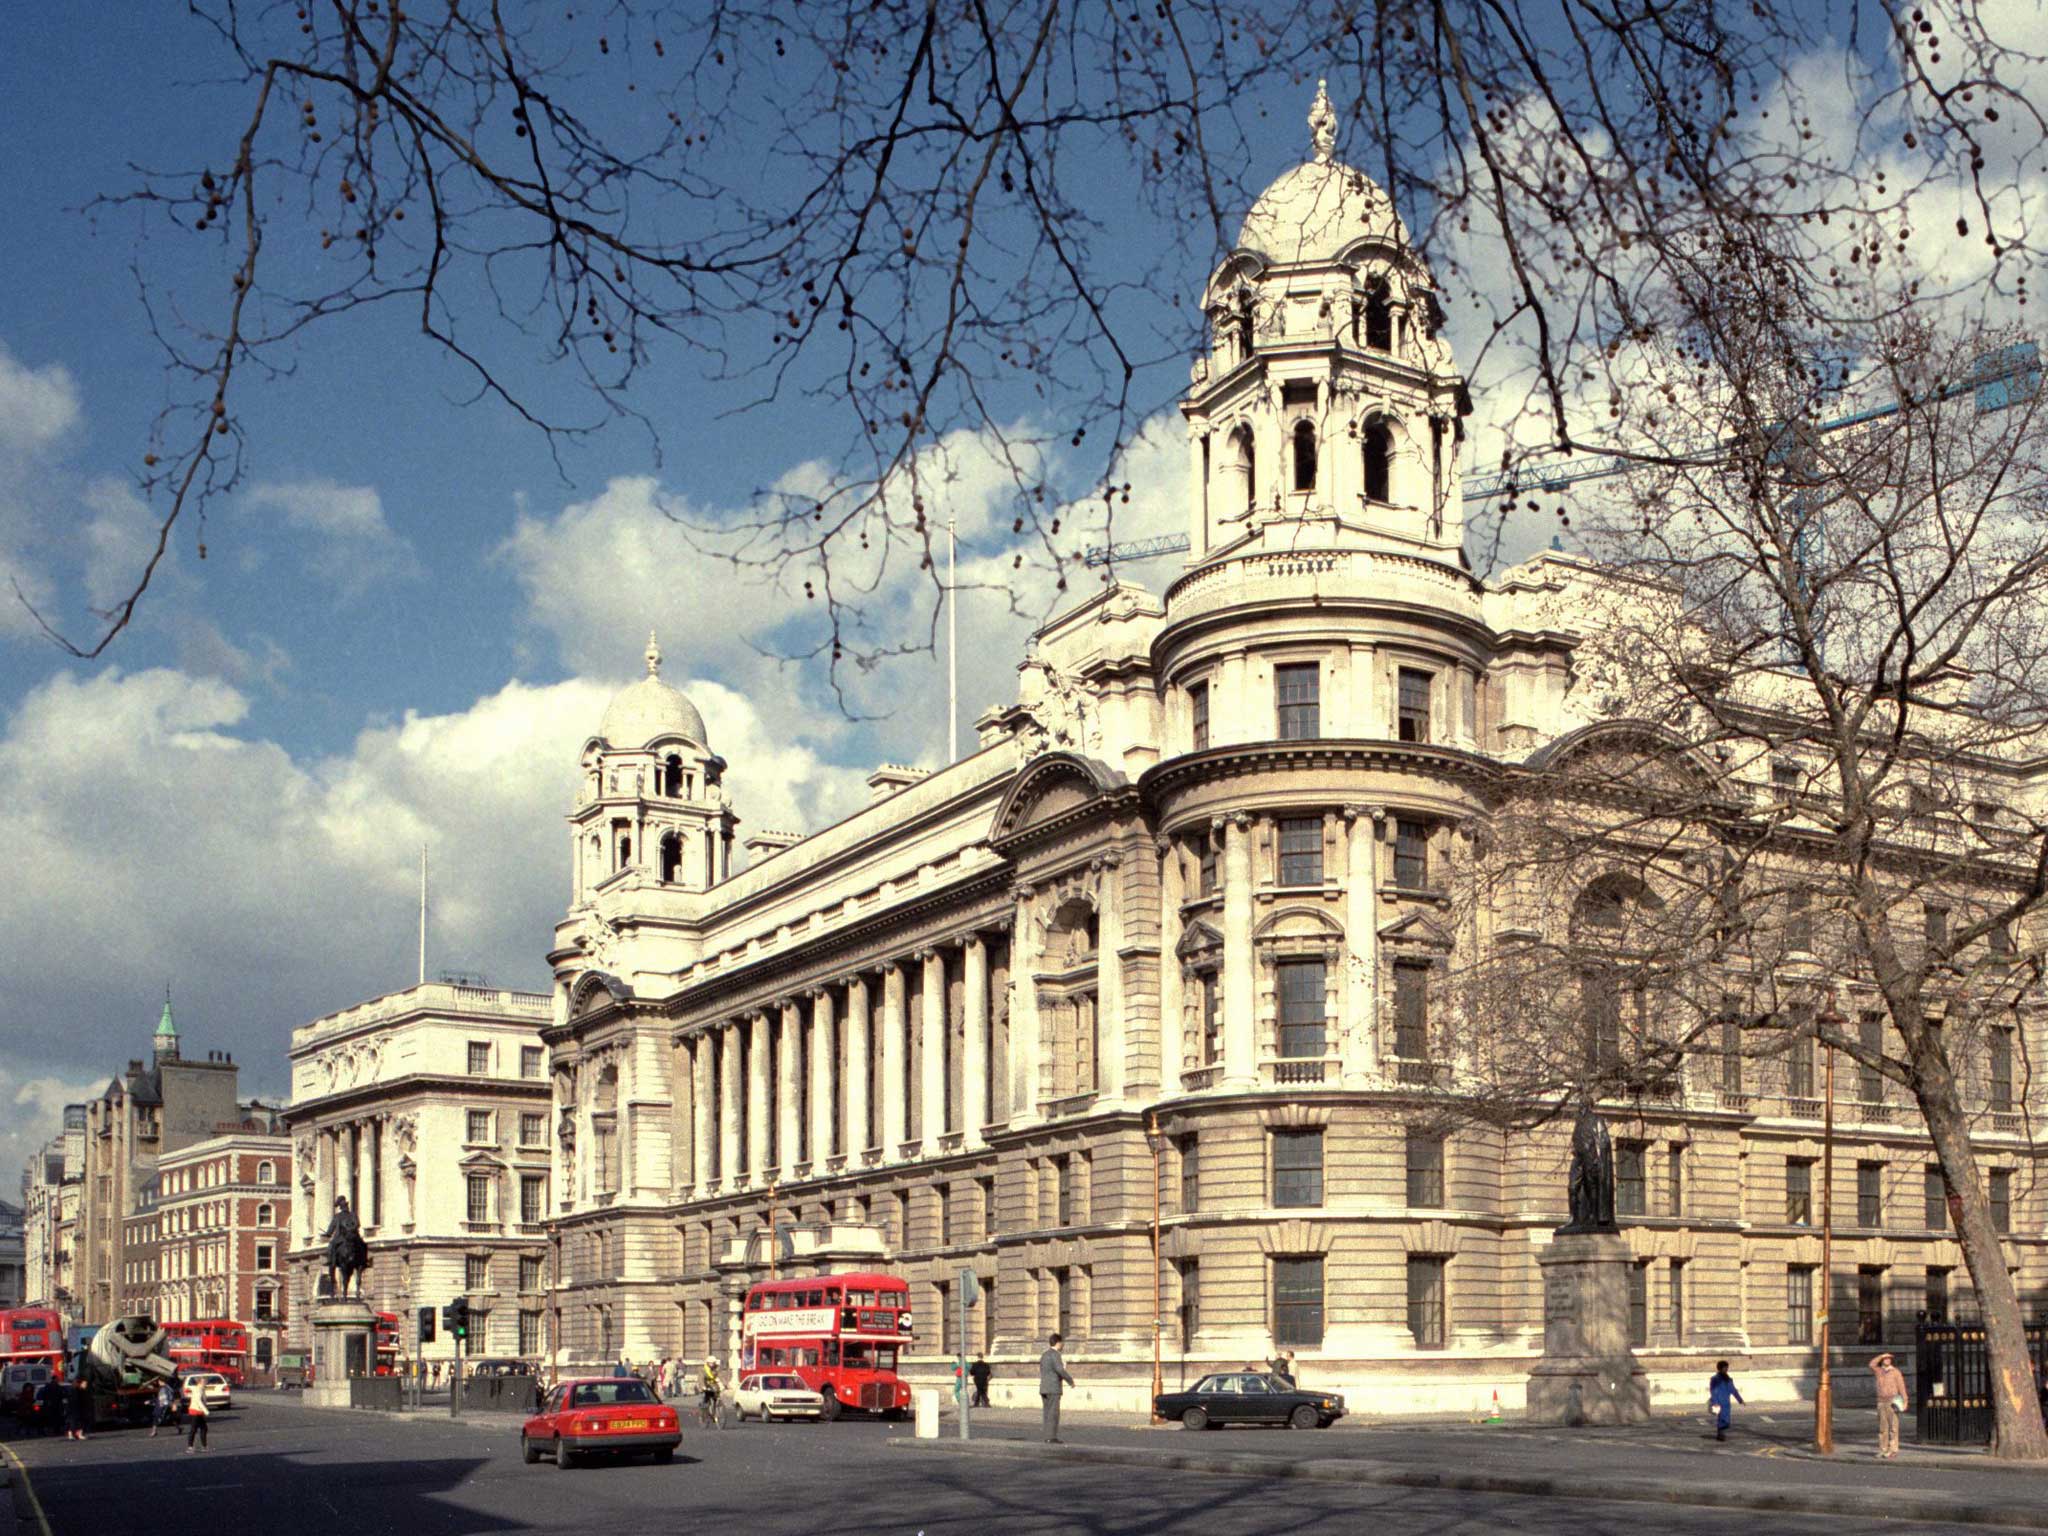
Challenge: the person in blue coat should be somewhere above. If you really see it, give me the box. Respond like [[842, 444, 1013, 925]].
[[1708, 1360, 1744, 1441]]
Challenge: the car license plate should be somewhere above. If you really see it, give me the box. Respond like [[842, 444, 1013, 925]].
[[612, 1418, 648, 1430]]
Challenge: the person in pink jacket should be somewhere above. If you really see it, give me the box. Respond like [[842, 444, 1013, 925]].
[[1871, 1352, 1908, 1458]]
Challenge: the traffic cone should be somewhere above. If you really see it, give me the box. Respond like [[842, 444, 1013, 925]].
[[1485, 1388, 1505, 1424]]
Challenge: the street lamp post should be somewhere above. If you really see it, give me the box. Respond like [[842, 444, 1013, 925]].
[[1815, 994, 1842, 1456], [1146, 1114, 1165, 1424]]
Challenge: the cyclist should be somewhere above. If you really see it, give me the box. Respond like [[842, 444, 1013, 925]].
[[698, 1358, 722, 1427]]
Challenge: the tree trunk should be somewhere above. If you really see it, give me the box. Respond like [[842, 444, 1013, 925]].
[[1919, 1076, 2048, 1459]]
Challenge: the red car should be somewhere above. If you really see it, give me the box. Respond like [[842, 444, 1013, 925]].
[[521, 1377, 680, 1469]]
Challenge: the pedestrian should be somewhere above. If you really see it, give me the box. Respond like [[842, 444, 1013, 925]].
[[1707, 1359, 1744, 1442], [33, 1378, 60, 1437], [65, 1376, 90, 1442], [1871, 1352, 1908, 1460], [969, 1354, 992, 1409], [1285, 1350, 1299, 1386], [149, 1377, 175, 1437], [1267, 1351, 1294, 1386], [1038, 1332, 1076, 1444], [184, 1381, 210, 1453]]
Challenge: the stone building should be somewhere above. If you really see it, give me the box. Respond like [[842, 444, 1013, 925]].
[[282, 981, 554, 1364], [21, 1105, 85, 1317], [0, 1201, 22, 1308], [120, 1117, 292, 1374], [539, 94, 2046, 1410], [77, 1001, 243, 1325]]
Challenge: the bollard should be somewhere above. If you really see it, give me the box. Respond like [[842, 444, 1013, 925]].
[[914, 1388, 940, 1439]]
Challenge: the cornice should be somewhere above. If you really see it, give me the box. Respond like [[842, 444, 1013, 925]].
[[1141, 738, 1499, 808], [281, 1073, 550, 1125]]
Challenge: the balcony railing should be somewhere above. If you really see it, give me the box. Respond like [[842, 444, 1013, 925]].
[[1786, 1097, 1823, 1120], [1263, 1055, 1339, 1087], [1992, 1111, 2025, 1136], [1718, 1090, 1753, 1114], [1180, 1065, 1223, 1092], [1043, 1090, 1099, 1120], [1392, 1058, 1449, 1088]]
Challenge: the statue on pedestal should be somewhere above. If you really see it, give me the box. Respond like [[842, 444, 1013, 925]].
[[321, 1195, 372, 1299], [1558, 1106, 1618, 1234]]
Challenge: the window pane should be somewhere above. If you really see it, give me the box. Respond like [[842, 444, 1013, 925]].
[[1786, 1159, 1812, 1225], [1272, 1130, 1324, 1208], [1628, 1262, 1648, 1347], [1394, 820, 1429, 888], [1857, 1163, 1881, 1228], [468, 1042, 490, 1075], [1616, 1144, 1645, 1216], [1394, 963, 1429, 1059], [1397, 669, 1431, 744], [1405, 1130, 1444, 1208], [1277, 817, 1324, 887], [1275, 1257, 1325, 1347], [1275, 664, 1320, 741], [1276, 960, 1326, 1058], [1925, 1167, 1949, 1230], [1406, 1256, 1444, 1348], [1190, 683, 1210, 752]]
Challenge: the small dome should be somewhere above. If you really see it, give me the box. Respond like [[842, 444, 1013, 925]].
[[599, 631, 708, 748], [1234, 80, 1409, 265]]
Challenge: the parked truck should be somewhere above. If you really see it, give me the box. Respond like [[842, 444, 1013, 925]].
[[74, 1315, 177, 1427]]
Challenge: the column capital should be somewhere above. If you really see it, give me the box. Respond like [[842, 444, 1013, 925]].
[[964, 931, 988, 956]]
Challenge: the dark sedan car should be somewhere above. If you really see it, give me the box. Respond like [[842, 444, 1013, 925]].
[[1155, 1372, 1346, 1430]]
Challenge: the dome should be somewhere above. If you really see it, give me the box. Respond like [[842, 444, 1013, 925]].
[[598, 631, 708, 748], [1233, 81, 1410, 266]]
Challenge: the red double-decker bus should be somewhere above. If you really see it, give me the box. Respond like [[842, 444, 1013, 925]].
[[163, 1319, 250, 1385], [0, 1308, 65, 1373], [740, 1272, 912, 1420], [375, 1312, 401, 1375]]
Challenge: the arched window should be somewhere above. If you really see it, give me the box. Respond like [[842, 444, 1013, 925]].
[[1226, 426, 1257, 516], [256, 1160, 275, 1185], [662, 754, 683, 797], [659, 832, 682, 884], [1291, 419, 1318, 492], [1363, 419, 1394, 503], [1364, 283, 1393, 350], [256, 1202, 275, 1228]]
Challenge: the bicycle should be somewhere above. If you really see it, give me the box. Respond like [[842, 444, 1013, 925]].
[[695, 1390, 724, 1429]]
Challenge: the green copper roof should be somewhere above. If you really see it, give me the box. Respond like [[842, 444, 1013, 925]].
[[155, 993, 177, 1039]]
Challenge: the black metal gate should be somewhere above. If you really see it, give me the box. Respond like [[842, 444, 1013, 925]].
[[1914, 1321, 2048, 1444]]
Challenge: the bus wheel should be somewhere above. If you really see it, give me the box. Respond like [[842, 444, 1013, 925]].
[[820, 1391, 842, 1422]]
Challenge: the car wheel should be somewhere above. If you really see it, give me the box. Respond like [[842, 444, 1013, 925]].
[[820, 1391, 842, 1422], [1181, 1407, 1208, 1432], [521, 1435, 540, 1465], [1289, 1405, 1318, 1431], [654, 1446, 675, 1464], [554, 1440, 576, 1471]]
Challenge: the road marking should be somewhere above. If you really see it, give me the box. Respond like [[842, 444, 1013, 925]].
[[0, 1444, 55, 1536], [186, 1484, 245, 1491]]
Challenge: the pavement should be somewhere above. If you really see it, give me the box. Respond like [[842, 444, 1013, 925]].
[[0, 1391, 2039, 1534]]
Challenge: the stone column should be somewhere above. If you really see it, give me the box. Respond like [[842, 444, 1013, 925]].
[[746, 1012, 770, 1181], [845, 976, 872, 1158], [810, 988, 836, 1164], [719, 1021, 743, 1188], [881, 965, 908, 1152], [778, 1002, 803, 1171], [1158, 836, 1186, 1087], [1095, 857, 1125, 1103], [1221, 814, 1257, 1087], [1342, 807, 1380, 1086], [921, 949, 947, 1153], [691, 1032, 714, 1193], [1219, 651, 1249, 748], [962, 936, 989, 1147], [1008, 887, 1041, 1128], [315, 1128, 335, 1236]]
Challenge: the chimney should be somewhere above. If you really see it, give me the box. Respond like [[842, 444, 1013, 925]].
[[743, 829, 805, 860], [866, 764, 930, 803]]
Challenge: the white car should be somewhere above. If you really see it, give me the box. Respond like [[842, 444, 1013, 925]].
[[182, 1372, 231, 1410], [733, 1372, 823, 1422]]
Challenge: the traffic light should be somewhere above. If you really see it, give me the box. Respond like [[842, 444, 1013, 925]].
[[440, 1297, 469, 1342], [418, 1305, 436, 1344]]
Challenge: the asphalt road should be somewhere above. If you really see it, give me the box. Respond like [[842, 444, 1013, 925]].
[[0, 1394, 2003, 1535]]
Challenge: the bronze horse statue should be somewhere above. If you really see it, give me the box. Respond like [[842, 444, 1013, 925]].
[[321, 1195, 372, 1299]]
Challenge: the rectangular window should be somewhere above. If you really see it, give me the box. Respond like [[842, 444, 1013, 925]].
[[1053, 1268, 1072, 1338], [255, 1243, 273, 1272], [1406, 1129, 1445, 1208], [1276, 816, 1324, 886], [1991, 1030, 2015, 1112], [1189, 681, 1210, 752], [1667, 1145, 1685, 1218], [1201, 973, 1222, 1065], [1177, 1259, 1201, 1350], [1787, 888, 1813, 953], [1394, 819, 1429, 889], [1275, 1256, 1326, 1348], [1787, 1265, 1815, 1345], [1990, 921, 2017, 968], [1272, 1129, 1324, 1208], [1668, 1259, 1687, 1343], [1616, 1143, 1646, 1217], [519, 1255, 543, 1293], [1720, 1010, 1743, 1094], [520, 1112, 544, 1147], [467, 1042, 491, 1075], [1924, 903, 1949, 948], [1055, 1157, 1073, 1228], [1772, 760, 1800, 798], [1926, 1267, 1951, 1323], [1926, 1166, 1949, 1230], [1786, 1033, 1815, 1100], [521, 1045, 544, 1080], [466, 1255, 490, 1292], [1276, 959, 1327, 1060], [1858, 1267, 1885, 1345], [520, 1174, 545, 1226], [938, 1185, 954, 1248], [466, 1173, 489, 1225], [979, 1176, 997, 1240], [1859, 1013, 1884, 1104], [1991, 1169, 2012, 1233], [1786, 1158, 1813, 1225], [1397, 668, 1432, 743], [1275, 662, 1321, 741], [518, 1312, 541, 1356], [1393, 962, 1429, 1060], [466, 1109, 492, 1145], [254, 1290, 274, 1321], [1857, 1162, 1882, 1228], [1405, 1256, 1445, 1349], [1628, 1261, 1649, 1348], [1196, 831, 1218, 897], [1178, 1134, 1200, 1216]]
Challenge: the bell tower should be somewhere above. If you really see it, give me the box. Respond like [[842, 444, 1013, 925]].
[[569, 631, 740, 907]]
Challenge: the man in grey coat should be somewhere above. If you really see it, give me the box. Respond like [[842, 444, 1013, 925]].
[[1038, 1332, 1076, 1443]]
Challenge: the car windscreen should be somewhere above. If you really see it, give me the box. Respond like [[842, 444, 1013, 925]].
[[570, 1381, 655, 1407], [760, 1376, 804, 1390]]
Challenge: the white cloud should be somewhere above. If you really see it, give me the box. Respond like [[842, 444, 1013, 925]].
[[0, 343, 85, 638], [0, 1065, 106, 1200], [246, 478, 419, 596]]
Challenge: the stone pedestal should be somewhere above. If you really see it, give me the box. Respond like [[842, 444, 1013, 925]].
[[306, 1297, 378, 1410], [1526, 1231, 1651, 1425]]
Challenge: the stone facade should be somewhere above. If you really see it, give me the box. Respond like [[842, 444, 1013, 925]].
[[281, 981, 553, 1365], [21, 1106, 84, 1319], [531, 96, 2048, 1413]]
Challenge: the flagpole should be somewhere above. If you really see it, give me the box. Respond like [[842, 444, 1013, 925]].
[[418, 843, 428, 986], [947, 514, 959, 764]]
